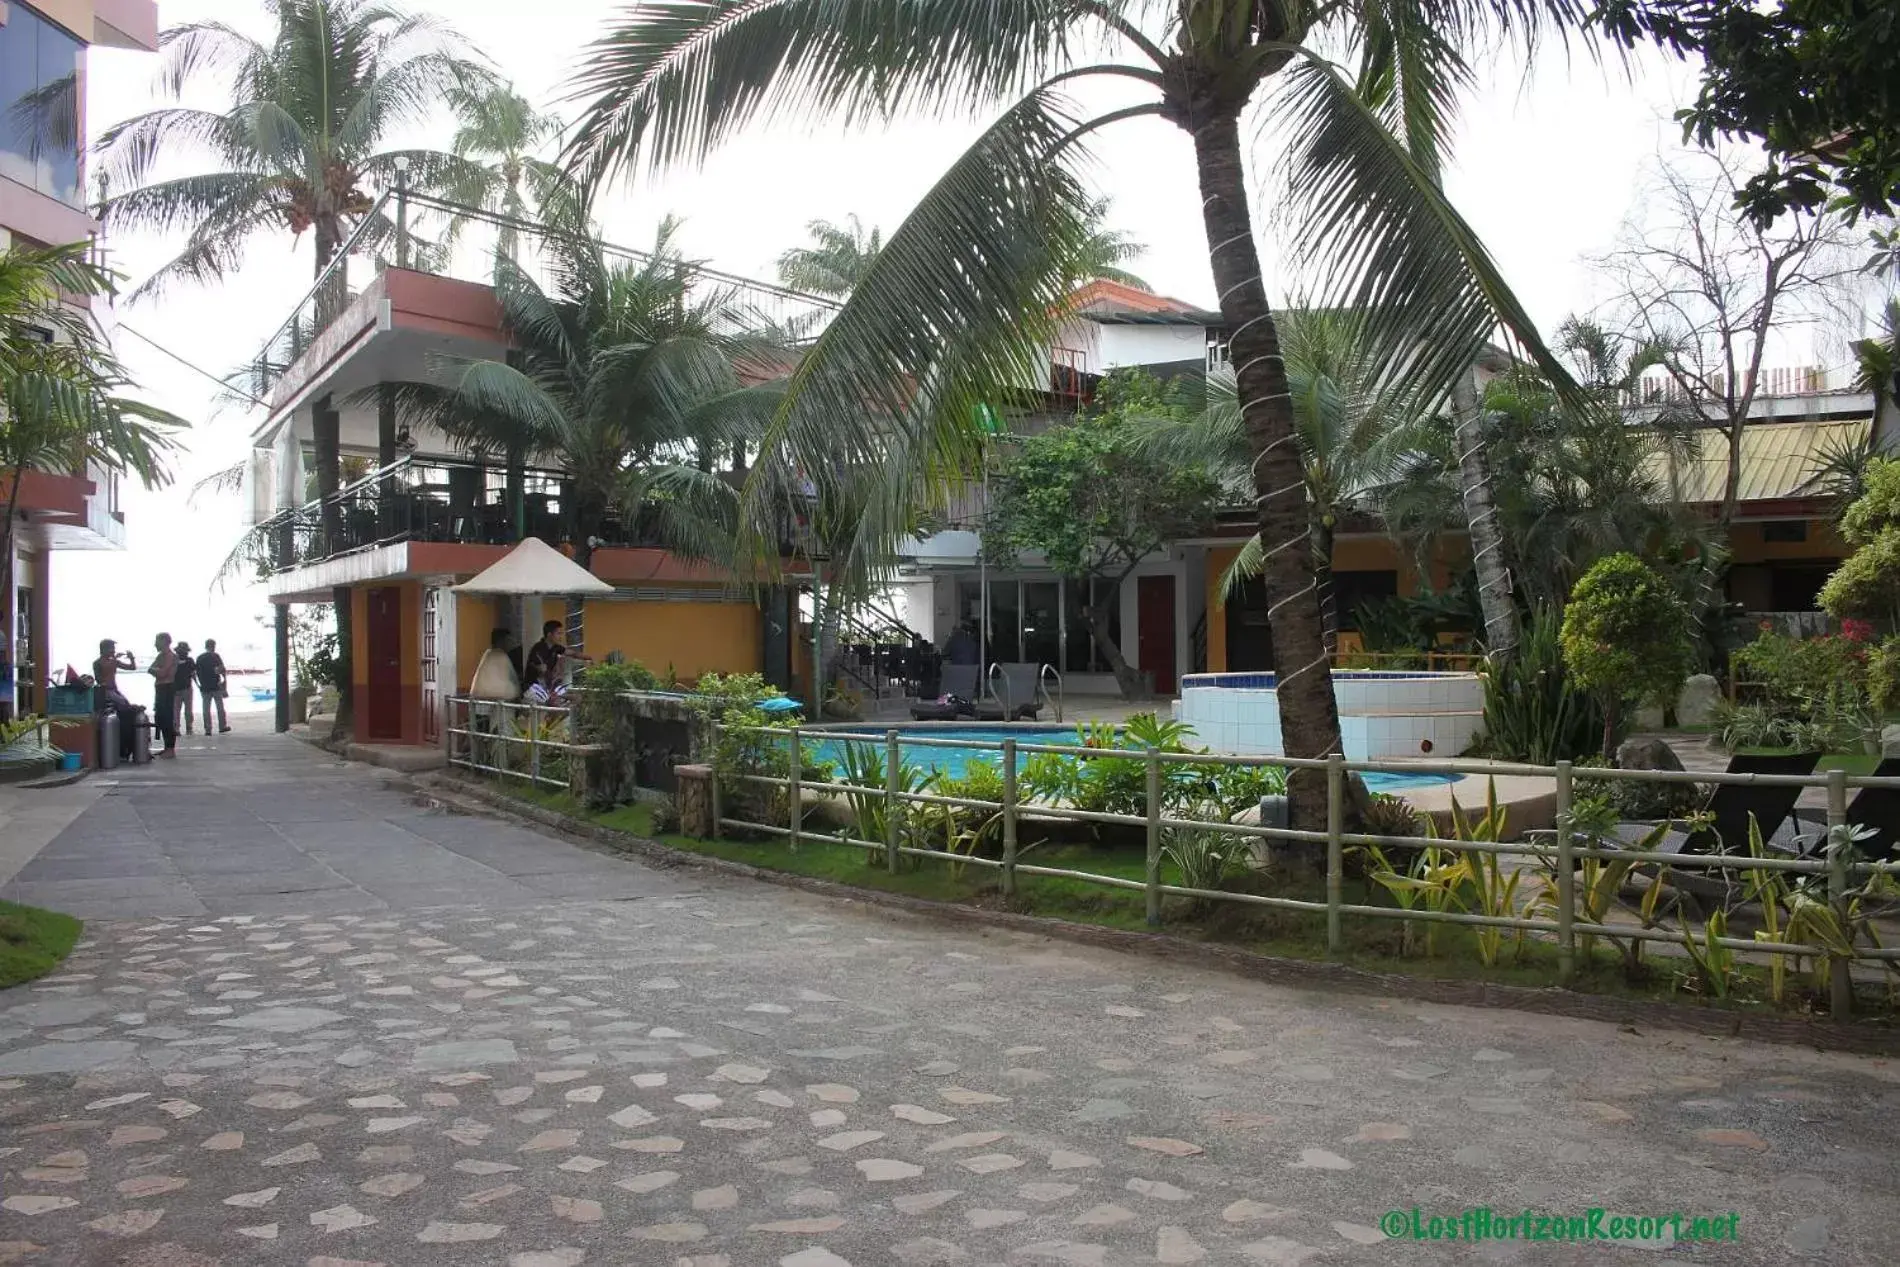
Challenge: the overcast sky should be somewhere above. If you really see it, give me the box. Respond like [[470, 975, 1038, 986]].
[[46, 0, 1853, 673]]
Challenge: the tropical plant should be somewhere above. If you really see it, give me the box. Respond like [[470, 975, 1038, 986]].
[[441, 80, 580, 256], [568, 659, 660, 746], [563, 0, 1591, 837], [1561, 553, 1697, 756], [1530, 815, 1674, 979], [1363, 842, 1464, 958], [834, 739, 934, 861], [1706, 698, 1789, 751], [0, 245, 182, 575], [776, 215, 883, 297], [96, 0, 495, 739], [1475, 605, 1604, 764], [1161, 814, 1252, 910], [381, 219, 774, 570], [1129, 308, 1436, 645]]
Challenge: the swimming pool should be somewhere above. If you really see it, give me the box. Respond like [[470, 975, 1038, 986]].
[[799, 726, 1462, 791]]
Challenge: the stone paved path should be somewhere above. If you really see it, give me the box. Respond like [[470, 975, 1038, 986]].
[[3, 736, 1898, 1265]]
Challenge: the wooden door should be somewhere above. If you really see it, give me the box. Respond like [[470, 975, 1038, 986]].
[[367, 587, 403, 740], [1136, 575, 1177, 695]]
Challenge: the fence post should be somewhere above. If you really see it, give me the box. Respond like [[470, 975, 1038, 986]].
[[1144, 746, 1162, 928], [885, 729, 901, 873], [1826, 766, 1852, 1021], [528, 703, 541, 787], [1326, 754, 1344, 955], [788, 727, 802, 851], [708, 723, 724, 840], [1001, 737, 1018, 900], [1554, 760, 1576, 981]]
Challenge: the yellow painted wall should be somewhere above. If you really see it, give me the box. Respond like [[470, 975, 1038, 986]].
[[583, 598, 761, 682], [456, 594, 496, 691]]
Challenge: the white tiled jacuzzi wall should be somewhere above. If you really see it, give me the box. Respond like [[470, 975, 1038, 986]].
[[1174, 673, 1485, 761]]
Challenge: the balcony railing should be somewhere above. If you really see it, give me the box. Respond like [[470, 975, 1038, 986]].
[[257, 454, 665, 573], [243, 190, 843, 404]]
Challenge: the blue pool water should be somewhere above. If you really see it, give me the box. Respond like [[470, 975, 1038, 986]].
[[798, 726, 1462, 790]]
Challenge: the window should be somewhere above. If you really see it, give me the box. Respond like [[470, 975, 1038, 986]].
[[0, 2, 81, 207], [1761, 520, 1808, 543], [1062, 577, 1120, 673]]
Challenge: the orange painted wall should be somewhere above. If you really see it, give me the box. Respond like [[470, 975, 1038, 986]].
[[456, 594, 496, 692], [582, 598, 761, 681], [347, 581, 423, 743]]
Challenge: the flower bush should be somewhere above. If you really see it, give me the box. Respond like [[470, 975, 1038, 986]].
[[1728, 625, 1875, 752]]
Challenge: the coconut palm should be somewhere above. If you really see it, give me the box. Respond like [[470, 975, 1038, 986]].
[[377, 220, 775, 573], [776, 215, 883, 298], [1, 245, 183, 574], [564, 0, 1587, 834], [1074, 195, 1152, 292], [95, 0, 491, 737], [1130, 308, 1432, 646], [440, 82, 579, 258]]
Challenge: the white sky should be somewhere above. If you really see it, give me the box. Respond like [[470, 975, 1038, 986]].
[[45, 0, 1825, 672]]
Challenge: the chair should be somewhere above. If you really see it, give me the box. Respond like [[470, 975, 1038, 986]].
[[990, 663, 1047, 721], [1789, 756, 1900, 860], [910, 664, 1001, 721], [1611, 750, 1820, 907]]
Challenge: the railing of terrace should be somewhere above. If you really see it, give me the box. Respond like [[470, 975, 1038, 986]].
[[708, 725, 1900, 1021], [244, 190, 843, 403]]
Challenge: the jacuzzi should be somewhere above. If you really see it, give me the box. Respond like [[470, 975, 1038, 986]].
[[1173, 670, 1485, 761]]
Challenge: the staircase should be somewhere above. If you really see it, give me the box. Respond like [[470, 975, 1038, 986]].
[[833, 602, 936, 704]]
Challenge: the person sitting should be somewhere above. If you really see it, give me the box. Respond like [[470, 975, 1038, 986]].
[[522, 660, 565, 706], [93, 639, 136, 706], [470, 628, 521, 701]]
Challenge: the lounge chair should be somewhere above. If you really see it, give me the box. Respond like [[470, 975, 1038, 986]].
[[1610, 750, 1820, 907], [910, 664, 1002, 721], [1788, 756, 1900, 860], [989, 663, 1047, 721]]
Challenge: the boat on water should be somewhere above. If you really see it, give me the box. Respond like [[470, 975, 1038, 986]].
[[245, 686, 276, 702]]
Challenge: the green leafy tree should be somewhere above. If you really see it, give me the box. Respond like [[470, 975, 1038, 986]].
[[1561, 552, 1696, 756], [1818, 457, 1900, 627], [1594, 0, 1900, 224], [563, 0, 1589, 834], [1, 245, 183, 582], [984, 372, 1221, 698], [776, 215, 883, 298], [94, 0, 492, 739]]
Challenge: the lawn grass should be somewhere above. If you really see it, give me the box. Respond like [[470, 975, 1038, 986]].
[[0, 900, 82, 990], [472, 780, 1881, 1016], [1733, 747, 1881, 777]]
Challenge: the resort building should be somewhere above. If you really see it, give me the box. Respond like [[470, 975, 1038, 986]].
[[241, 197, 828, 746], [0, 0, 159, 721]]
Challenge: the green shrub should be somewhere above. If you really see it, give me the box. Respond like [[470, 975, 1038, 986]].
[[1161, 813, 1253, 906], [570, 659, 660, 744], [1730, 626, 1869, 723], [1560, 553, 1696, 756], [1476, 605, 1604, 763]]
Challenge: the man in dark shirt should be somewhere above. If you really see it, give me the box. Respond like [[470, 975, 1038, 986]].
[[196, 639, 230, 734], [525, 620, 589, 687]]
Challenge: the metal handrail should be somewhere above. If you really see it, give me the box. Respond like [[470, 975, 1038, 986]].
[[1038, 663, 1064, 722]]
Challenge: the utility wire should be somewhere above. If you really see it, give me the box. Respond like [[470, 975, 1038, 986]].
[[117, 324, 269, 409]]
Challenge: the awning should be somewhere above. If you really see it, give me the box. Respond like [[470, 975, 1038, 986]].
[[451, 537, 614, 596]]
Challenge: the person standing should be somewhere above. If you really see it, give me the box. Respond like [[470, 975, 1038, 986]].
[[197, 639, 230, 734], [172, 641, 196, 736], [149, 633, 178, 758]]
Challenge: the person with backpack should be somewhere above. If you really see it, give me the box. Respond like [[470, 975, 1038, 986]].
[[196, 639, 230, 734]]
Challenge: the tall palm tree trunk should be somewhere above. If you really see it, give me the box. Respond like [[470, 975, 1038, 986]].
[[1312, 520, 1338, 655], [1452, 370, 1519, 663], [1193, 114, 1342, 840]]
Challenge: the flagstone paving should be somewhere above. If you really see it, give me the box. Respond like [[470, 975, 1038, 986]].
[[2, 735, 1899, 1264]]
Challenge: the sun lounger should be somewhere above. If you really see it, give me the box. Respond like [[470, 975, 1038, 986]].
[[1609, 750, 1819, 908], [989, 663, 1047, 721], [1787, 756, 1900, 860]]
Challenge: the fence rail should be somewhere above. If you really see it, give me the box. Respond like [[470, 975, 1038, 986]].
[[446, 696, 577, 790], [708, 723, 1900, 1020]]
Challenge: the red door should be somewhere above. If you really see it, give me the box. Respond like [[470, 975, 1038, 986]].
[[367, 587, 403, 741], [1137, 575, 1177, 695]]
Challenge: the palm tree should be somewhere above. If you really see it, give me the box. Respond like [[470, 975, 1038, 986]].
[[1, 244, 183, 577], [564, 0, 1586, 836], [776, 215, 883, 297], [441, 81, 579, 258], [1075, 195, 1152, 292], [95, 0, 492, 738], [379, 220, 773, 574], [1130, 308, 1431, 646]]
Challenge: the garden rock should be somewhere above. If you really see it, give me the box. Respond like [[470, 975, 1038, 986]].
[[1676, 675, 1721, 727], [1883, 724, 1900, 759], [1613, 737, 1701, 820], [1633, 703, 1667, 731]]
